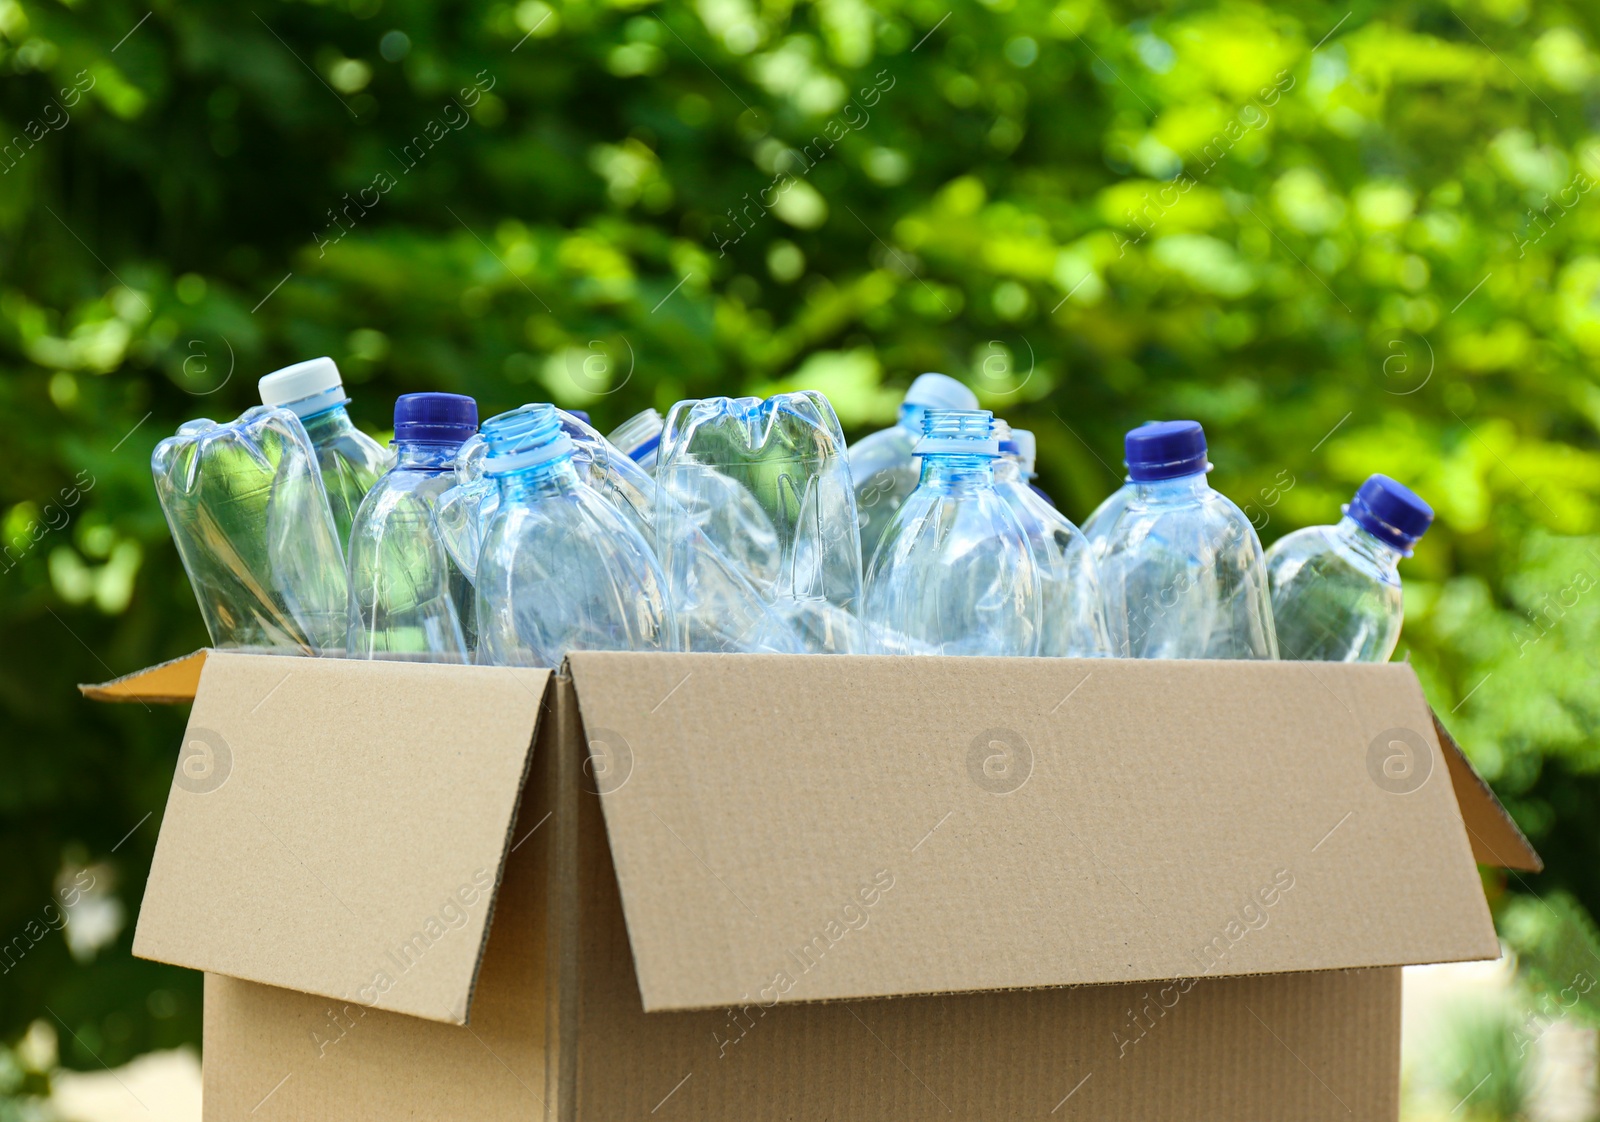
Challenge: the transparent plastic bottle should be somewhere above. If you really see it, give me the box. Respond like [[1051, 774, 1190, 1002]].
[[864, 409, 1040, 656], [434, 431, 492, 581], [1005, 428, 1057, 508], [1094, 420, 1278, 660], [345, 393, 478, 662], [258, 357, 391, 554], [657, 391, 866, 653], [151, 406, 347, 652], [849, 373, 979, 563], [475, 405, 671, 667], [607, 408, 665, 474], [993, 421, 1115, 657], [1266, 474, 1433, 662]]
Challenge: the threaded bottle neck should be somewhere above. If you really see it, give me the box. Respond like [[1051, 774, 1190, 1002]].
[[482, 404, 577, 485]]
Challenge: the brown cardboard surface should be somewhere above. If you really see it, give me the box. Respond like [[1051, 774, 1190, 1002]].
[[567, 652, 1499, 1013], [568, 748, 1402, 1121], [78, 649, 209, 704], [197, 711, 560, 1122], [1433, 711, 1544, 873], [133, 652, 548, 1025]]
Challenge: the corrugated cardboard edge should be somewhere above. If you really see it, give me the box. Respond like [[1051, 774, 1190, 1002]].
[[1433, 709, 1543, 873], [544, 672, 581, 1122], [77, 649, 209, 704], [457, 679, 550, 1025]]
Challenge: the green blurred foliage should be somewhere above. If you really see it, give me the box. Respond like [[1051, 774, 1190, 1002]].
[[2, 0, 1599, 1081]]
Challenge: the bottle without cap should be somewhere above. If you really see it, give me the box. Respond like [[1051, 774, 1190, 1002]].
[[346, 393, 478, 661], [993, 421, 1115, 657], [152, 406, 348, 652], [864, 409, 1040, 656], [1266, 474, 1433, 662], [258, 357, 391, 553], [1094, 420, 1278, 660], [657, 391, 866, 653], [850, 373, 980, 564], [474, 404, 670, 667]]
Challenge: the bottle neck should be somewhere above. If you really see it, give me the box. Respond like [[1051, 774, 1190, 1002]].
[[393, 440, 462, 472], [1335, 515, 1404, 573], [1131, 470, 1212, 503], [492, 453, 582, 501], [920, 453, 996, 491], [298, 402, 356, 440]]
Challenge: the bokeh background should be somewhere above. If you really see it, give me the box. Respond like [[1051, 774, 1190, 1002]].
[[3, 0, 1599, 1117]]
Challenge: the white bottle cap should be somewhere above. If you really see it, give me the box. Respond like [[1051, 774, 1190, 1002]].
[[904, 372, 978, 412], [1012, 429, 1038, 475], [259, 357, 345, 413]]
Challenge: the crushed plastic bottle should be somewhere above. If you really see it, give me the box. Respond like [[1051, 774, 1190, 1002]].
[[434, 431, 492, 581], [607, 408, 665, 474], [474, 404, 671, 666], [993, 421, 1115, 657], [152, 406, 347, 652], [1266, 474, 1433, 662], [1092, 421, 1278, 660], [864, 409, 1040, 656], [345, 393, 478, 662], [258, 357, 391, 554], [657, 392, 866, 653], [850, 373, 979, 565]]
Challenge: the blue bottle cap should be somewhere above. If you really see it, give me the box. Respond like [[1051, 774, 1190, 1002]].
[[394, 393, 477, 444], [1125, 420, 1209, 482], [1345, 474, 1433, 555]]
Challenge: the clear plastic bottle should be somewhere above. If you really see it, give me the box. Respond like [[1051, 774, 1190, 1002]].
[[993, 421, 1115, 657], [607, 407, 665, 474], [151, 406, 347, 652], [258, 357, 391, 554], [864, 409, 1040, 656], [1266, 474, 1433, 662], [606, 407, 785, 590], [345, 393, 478, 662], [474, 405, 671, 667], [1005, 428, 1057, 508], [657, 392, 866, 653], [849, 373, 979, 564], [1094, 420, 1278, 660]]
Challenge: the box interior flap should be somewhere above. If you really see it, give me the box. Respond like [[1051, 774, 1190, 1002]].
[[567, 653, 1500, 1013], [132, 652, 550, 1025], [1433, 710, 1543, 872], [79, 649, 209, 704]]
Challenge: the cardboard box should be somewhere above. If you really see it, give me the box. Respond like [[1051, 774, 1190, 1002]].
[[85, 650, 1541, 1120]]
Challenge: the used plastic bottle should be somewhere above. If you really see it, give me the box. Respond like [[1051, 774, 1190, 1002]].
[[849, 373, 979, 563], [993, 421, 1115, 657], [152, 406, 347, 652], [1265, 474, 1433, 662], [607, 407, 665, 474], [657, 391, 866, 653], [474, 404, 671, 667], [1003, 428, 1056, 508], [257, 357, 391, 554], [346, 393, 478, 662], [864, 409, 1040, 656], [1093, 420, 1278, 660]]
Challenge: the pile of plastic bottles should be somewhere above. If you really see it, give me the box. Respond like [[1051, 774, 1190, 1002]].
[[152, 359, 1434, 667]]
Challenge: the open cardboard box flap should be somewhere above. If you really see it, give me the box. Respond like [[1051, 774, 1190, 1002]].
[[566, 652, 1506, 1012], [121, 652, 549, 1026], [82, 650, 1538, 1024]]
